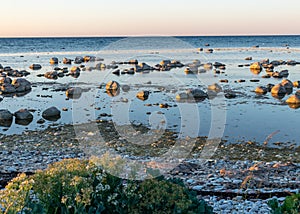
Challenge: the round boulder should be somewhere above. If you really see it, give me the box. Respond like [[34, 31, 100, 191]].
[[12, 78, 31, 92], [250, 62, 262, 71], [271, 84, 286, 95], [0, 83, 16, 94], [0, 109, 13, 121], [42, 107, 61, 121], [14, 109, 33, 120], [286, 95, 300, 104], [281, 79, 293, 90]]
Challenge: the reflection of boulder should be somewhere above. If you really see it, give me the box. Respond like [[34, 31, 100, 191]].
[[15, 118, 33, 126], [136, 90, 150, 101], [42, 107, 61, 121], [66, 87, 82, 99], [106, 89, 120, 97], [106, 81, 120, 90], [0, 109, 13, 127]]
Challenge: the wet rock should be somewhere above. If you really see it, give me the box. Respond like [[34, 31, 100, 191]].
[[187, 88, 207, 99], [29, 64, 42, 70], [0, 109, 13, 121], [286, 95, 300, 104], [63, 57, 72, 64], [12, 78, 31, 92], [44, 71, 58, 79], [106, 81, 120, 90], [293, 81, 300, 88], [74, 56, 84, 64], [255, 86, 268, 94], [42, 107, 61, 121], [135, 63, 152, 72], [136, 90, 150, 101], [0, 83, 16, 93], [281, 79, 293, 90], [14, 109, 33, 120], [279, 70, 289, 77], [50, 57, 59, 65], [0, 77, 12, 84], [250, 62, 262, 71], [271, 84, 286, 95], [66, 87, 82, 99]]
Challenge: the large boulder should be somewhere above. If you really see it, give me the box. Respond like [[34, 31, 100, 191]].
[[286, 95, 300, 104], [271, 84, 286, 95], [29, 64, 42, 70], [250, 62, 262, 71], [12, 78, 31, 92], [44, 71, 58, 80], [0, 109, 13, 120], [281, 79, 293, 90], [66, 87, 82, 99], [42, 107, 61, 121], [0, 83, 16, 94], [14, 109, 33, 120], [50, 57, 59, 65]]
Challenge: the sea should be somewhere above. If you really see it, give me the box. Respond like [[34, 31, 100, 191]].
[[0, 35, 300, 148]]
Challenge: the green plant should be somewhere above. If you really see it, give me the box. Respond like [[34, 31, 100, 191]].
[[0, 157, 213, 214], [268, 194, 300, 214]]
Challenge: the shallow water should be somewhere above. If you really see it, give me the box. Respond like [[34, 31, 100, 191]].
[[0, 36, 300, 148]]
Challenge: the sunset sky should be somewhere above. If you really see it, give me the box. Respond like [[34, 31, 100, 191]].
[[1, 0, 299, 37]]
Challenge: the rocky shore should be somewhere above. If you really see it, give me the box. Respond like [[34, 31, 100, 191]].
[[0, 121, 298, 213]]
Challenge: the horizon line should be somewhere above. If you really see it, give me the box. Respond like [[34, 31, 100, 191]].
[[1, 33, 300, 39]]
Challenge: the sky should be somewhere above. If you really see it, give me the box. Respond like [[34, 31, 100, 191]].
[[0, 0, 299, 37]]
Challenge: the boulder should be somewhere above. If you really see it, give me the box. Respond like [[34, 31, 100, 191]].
[[0, 109, 13, 121], [63, 57, 72, 64], [255, 86, 268, 94], [29, 64, 42, 70], [66, 87, 82, 99], [42, 107, 61, 120], [74, 56, 84, 64], [0, 83, 16, 94], [12, 78, 31, 92], [249, 62, 262, 71], [136, 91, 150, 101], [44, 71, 58, 79], [0, 77, 12, 84], [50, 57, 59, 65], [286, 95, 300, 104], [293, 81, 300, 88], [271, 84, 286, 95], [208, 83, 222, 92], [187, 88, 207, 99], [70, 66, 81, 75], [14, 109, 33, 120], [106, 81, 120, 90], [281, 79, 293, 90]]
